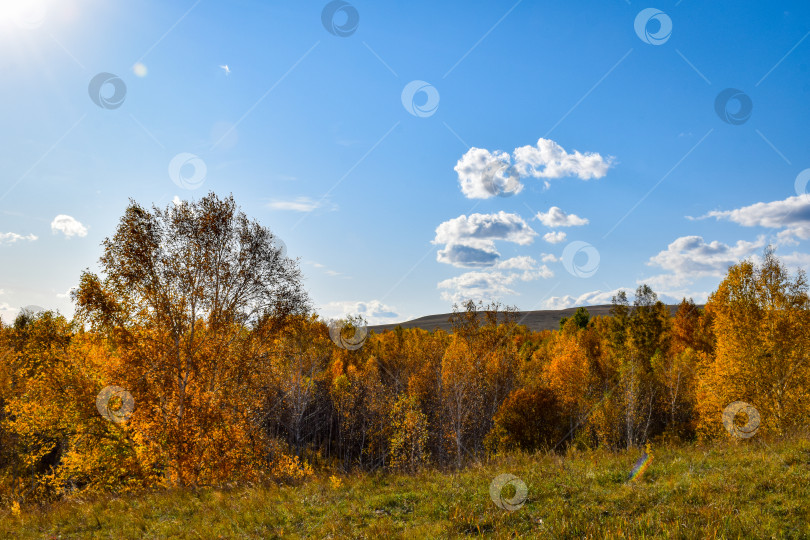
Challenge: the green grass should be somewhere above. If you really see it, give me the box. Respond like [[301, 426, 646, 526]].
[[2, 437, 810, 538]]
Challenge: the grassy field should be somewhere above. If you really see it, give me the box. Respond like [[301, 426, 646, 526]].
[[2, 437, 809, 539]]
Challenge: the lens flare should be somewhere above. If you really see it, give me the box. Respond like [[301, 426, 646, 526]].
[[628, 444, 653, 482]]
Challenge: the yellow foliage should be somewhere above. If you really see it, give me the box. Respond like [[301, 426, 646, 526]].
[[265, 439, 314, 485], [699, 249, 810, 439], [545, 332, 591, 410], [5, 244, 810, 502]]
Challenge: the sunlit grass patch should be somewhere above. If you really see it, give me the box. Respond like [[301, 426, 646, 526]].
[[1, 437, 810, 538]]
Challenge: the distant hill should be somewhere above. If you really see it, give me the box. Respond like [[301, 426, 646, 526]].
[[368, 304, 695, 334]]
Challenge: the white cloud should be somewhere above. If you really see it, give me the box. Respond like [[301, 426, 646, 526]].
[[544, 296, 576, 309], [696, 195, 810, 242], [535, 206, 589, 227], [779, 250, 810, 271], [434, 212, 537, 246], [56, 288, 75, 299], [0, 302, 57, 325], [658, 289, 710, 305], [172, 196, 183, 206], [496, 256, 554, 281], [438, 271, 520, 304], [0, 232, 37, 245], [434, 212, 537, 268], [305, 260, 348, 278], [495, 256, 538, 271], [512, 139, 612, 180], [454, 138, 613, 199], [0, 302, 16, 324], [545, 289, 623, 310], [437, 243, 500, 267], [267, 197, 334, 212], [541, 253, 559, 263], [545, 287, 708, 310], [543, 231, 567, 244], [438, 258, 552, 304], [520, 267, 554, 281], [638, 273, 694, 290], [51, 215, 87, 238], [319, 299, 402, 325], [640, 235, 765, 288], [454, 148, 523, 199]]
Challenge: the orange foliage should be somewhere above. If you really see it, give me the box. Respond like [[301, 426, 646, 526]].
[[4, 212, 810, 505]]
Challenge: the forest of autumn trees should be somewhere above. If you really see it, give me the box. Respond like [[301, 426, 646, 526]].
[[1, 193, 809, 504]]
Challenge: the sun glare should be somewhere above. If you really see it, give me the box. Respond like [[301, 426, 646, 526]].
[[0, 0, 48, 29]]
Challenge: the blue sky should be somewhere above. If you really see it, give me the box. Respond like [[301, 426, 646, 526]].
[[1, 0, 809, 324]]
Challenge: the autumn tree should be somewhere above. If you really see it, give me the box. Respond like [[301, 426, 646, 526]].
[[621, 286, 669, 446], [544, 324, 594, 443], [400, 328, 450, 463], [72, 193, 310, 486], [699, 247, 810, 438], [388, 394, 429, 472], [589, 287, 672, 448], [487, 386, 565, 453], [260, 315, 333, 458], [559, 306, 590, 331], [440, 335, 482, 468], [651, 298, 708, 439], [441, 301, 521, 466], [330, 361, 390, 470], [0, 310, 79, 501], [671, 298, 714, 356], [0, 320, 13, 500]]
